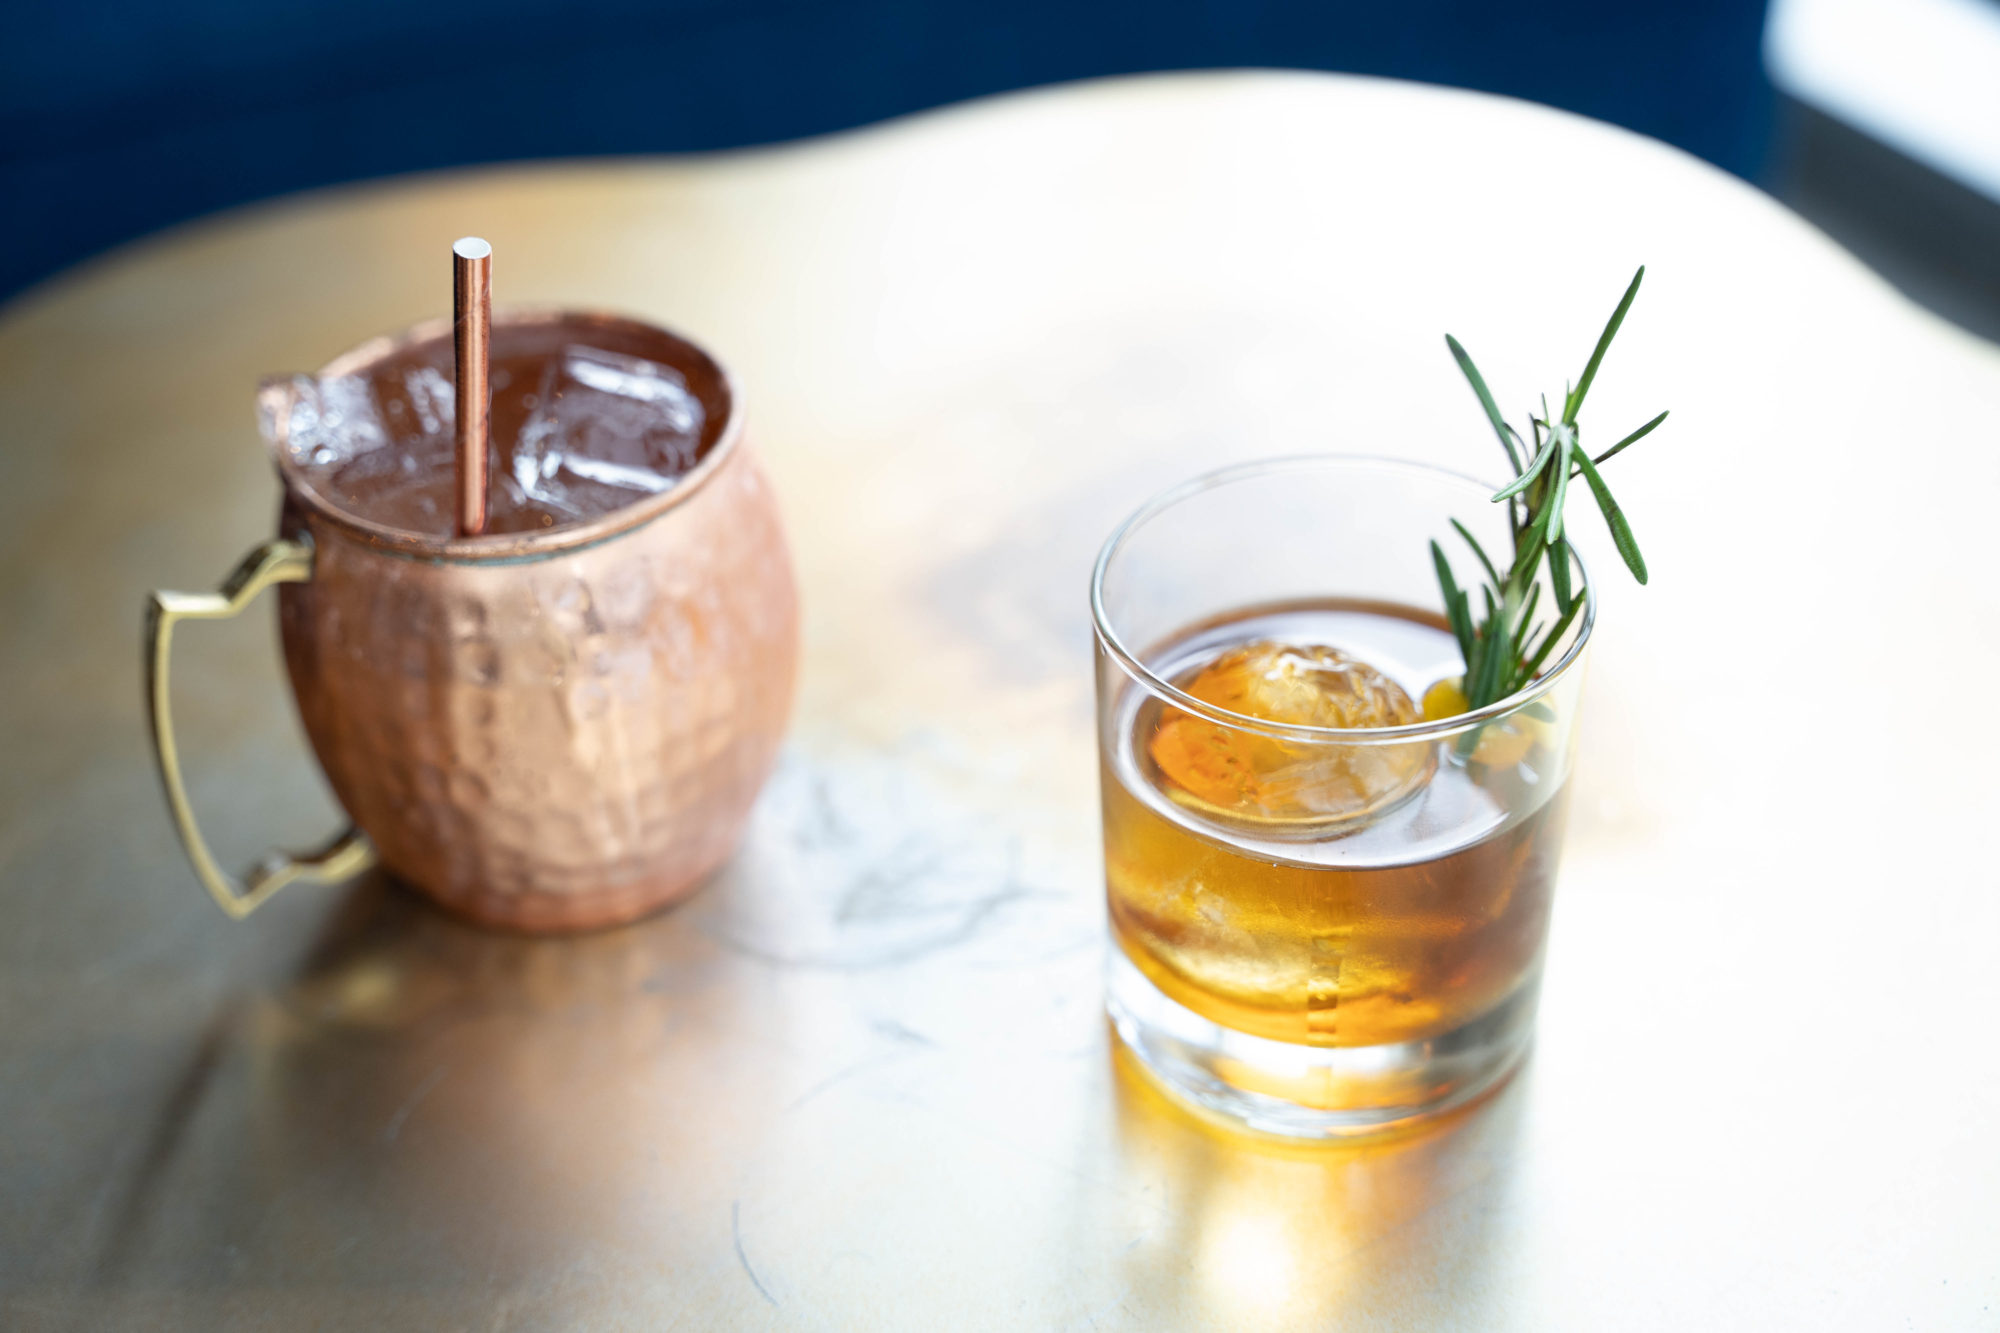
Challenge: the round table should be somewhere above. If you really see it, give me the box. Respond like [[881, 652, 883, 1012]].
[[3, 72, 1996, 1329]]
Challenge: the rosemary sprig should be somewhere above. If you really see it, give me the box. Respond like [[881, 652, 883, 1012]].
[[1434, 266, 1666, 710]]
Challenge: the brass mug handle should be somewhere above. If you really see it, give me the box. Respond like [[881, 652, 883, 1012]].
[[144, 536, 376, 919]]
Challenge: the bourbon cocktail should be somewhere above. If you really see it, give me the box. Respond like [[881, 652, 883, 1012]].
[[1093, 458, 1591, 1137]]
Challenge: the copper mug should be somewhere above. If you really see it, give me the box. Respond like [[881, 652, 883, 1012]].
[[144, 311, 799, 932]]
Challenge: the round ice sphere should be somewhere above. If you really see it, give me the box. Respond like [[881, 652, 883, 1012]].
[[1147, 641, 1434, 831]]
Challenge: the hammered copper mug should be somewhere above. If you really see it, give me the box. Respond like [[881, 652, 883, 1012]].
[[145, 310, 798, 932]]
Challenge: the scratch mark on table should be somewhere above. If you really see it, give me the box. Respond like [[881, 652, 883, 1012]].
[[732, 1199, 778, 1306], [787, 1059, 877, 1114], [383, 1065, 447, 1143], [787, 1045, 929, 1113], [703, 878, 1039, 972], [869, 1018, 936, 1046]]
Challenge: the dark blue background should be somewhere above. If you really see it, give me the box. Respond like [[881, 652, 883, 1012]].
[[2, 0, 1774, 304]]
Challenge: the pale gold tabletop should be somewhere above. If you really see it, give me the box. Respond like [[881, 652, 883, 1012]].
[[3, 72, 1998, 1330]]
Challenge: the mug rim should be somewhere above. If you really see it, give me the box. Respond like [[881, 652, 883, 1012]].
[[1089, 453, 1598, 743], [272, 308, 744, 563]]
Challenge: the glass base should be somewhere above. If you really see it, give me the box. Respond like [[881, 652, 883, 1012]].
[[1106, 951, 1539, 1140]]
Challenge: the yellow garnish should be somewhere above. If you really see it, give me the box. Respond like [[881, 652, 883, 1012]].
[[1422, 677, 1469, 721]]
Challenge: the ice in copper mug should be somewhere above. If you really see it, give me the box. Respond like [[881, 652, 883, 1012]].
[[145, 310, 799, 932]]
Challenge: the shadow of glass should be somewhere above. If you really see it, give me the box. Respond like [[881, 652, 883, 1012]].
[[1102, 1036, 1526, 1327]]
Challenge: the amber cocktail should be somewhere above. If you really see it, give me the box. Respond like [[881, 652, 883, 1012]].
[[1093, 457, 1591, 1137]]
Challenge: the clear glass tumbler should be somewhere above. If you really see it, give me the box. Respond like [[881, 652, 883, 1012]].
[[1092, 456, 1593, 1138]]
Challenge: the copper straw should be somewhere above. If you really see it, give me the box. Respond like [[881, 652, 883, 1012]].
[[452, 237, 493, 536]]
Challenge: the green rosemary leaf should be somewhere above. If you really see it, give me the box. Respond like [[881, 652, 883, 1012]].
[[1573, 450, 1648, 584], [1483, 619, 1509, 704], [1447, 335, 1524, 476], [1591, 410, 1669, 468], [1564, 266, 1644, 424], [1517, 623, 1546, 675], [1464, 588, 1480, 676], [1548, 536, 1574, 614], [1512, 582, 1541, 660], [1545, 432, 1573, 543], [1431, 538, 1455, 594], [1432, 541, 1475, 662], [1508, 497, 1553, 587], [1502, 583, 1542, 695], [1438, 265, 1660, 711], [1492, 435, 1557, 502], [1471, 589, 1505, 706], [1521, 598, 1585, 679], [1455, 589, 1476, 674], [1450, 519, 1503, 590]]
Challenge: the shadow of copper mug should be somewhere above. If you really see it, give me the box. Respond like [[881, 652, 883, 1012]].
[[144, 310, 799, 932]]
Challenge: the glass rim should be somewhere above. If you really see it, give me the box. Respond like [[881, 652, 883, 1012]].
[[1088, 453, 1598, 743]]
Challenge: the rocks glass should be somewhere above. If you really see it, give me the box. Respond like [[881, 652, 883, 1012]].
[[1092, 457, 1592, 1137]]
